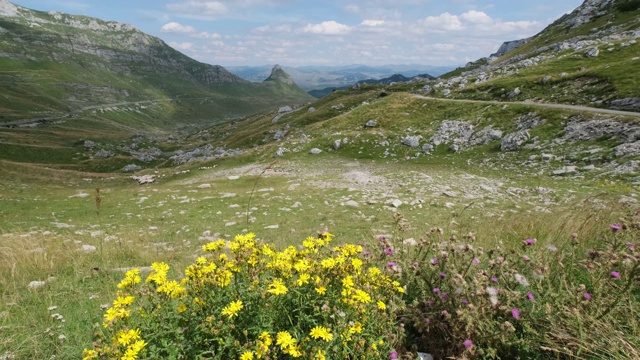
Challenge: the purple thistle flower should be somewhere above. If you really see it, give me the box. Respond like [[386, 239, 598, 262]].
[[439, 272, 447, 278], [463, 339, 473, 349], [583, 292, 592, 300], [424, 318, 430, 323], [461, 298, 469, 305], [440, 292, 448, 300], [491, 277, 499, 283], [472, 258, 480, 266], [611, 271, 621, 279], [511, 308, 521, 320], [384, 248, 394, 255], [413, 261, 419, 268], [363, 250, 371, 256], [387, 261, 397, 267], [430, 257, 438, 265], [611, 224, 622, 232], [524, 238, 536, 246], [389, 351, 398, 359], [433, 287, 440, 293], [522, 255, 530, 262], [526, 292, 535, 301]]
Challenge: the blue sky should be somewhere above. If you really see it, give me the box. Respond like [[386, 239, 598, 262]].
[[10, 0, 583, 67]]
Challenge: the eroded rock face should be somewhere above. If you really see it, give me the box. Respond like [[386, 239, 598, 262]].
[[563, 117, 640, 143], [501, 131, 530, 151], [609, 98, 640, 112], [430, 120, 474, 146]]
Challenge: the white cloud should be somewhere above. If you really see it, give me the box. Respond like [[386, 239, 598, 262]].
[[459, 10, 493, 25], [161, 22, 197, 34], [193, 31, 222, 39], [166, 1, 228, 19], [421, 12, 464, 32], [253, 24, 292, 33], [301, 21, 351, 35], [360, 20, 385, 27]]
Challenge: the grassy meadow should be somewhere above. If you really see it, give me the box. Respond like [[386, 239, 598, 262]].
[[0, 84, 639, 359]]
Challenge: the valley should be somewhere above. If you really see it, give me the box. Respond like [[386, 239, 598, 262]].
[[1, 0, 640, 359]]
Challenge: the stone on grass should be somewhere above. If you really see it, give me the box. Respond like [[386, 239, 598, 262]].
[[28, 281, 46, 289], [81, 245, 97, 253], [332, 139, 341, 150], [364, 120, 377, 128], [552, 166, 578, 176], [344, 200, 360, 207], [402, 136, 421, 147], [131, 175, 155, 185], [309, 148, 322, 154], [390, 199, 403, 208]]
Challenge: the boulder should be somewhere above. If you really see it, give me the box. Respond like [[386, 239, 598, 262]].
[[609, 98, 640, 112], [364, 120, 378, 128], [402, 136, 421, 147], [122, 164, 143, 172], [132, 175, 155, 185], [331, 103, 345, 110], [274, 148, 285, 157], [95, 149, 114, 158], [308, 107, 316, 113], [442, 89, 451, 96], [273, 130, 288, 140], [552, 166, 578, 176], [332, 139, 341, 150], [501, 131, 530, 151], [422, 144, 434, 153], [585, 47, 600, 57], [309, 148, 322, 154], [507, 87, 521, 98], [613, 141, 640, 157], [84, 140, 96, 149], [278, 105, 293, 113]]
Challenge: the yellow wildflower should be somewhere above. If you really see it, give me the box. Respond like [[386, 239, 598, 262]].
[[113, 295, 135, 308], [82, 349, 97, 360], [353, 289, 372, 304], [295, 273, 311, 286], [117, 268, 141, 289], [202, 239, 226, 252], [156, 280, 186, 298], [240, 351, 254, 360], [221, 300, 243, 318], [267, 278, 288, 295], [121, 339, 146, 360], [342, 275, 355, 288], [310, 326, 333, 342], [276, 331, 296, 350], [117, 328, 141, 346], [377, 301, 387, 310], [314, 350, 326, 360], [315, 286, 327, 295], [349, 322, 363, 334]]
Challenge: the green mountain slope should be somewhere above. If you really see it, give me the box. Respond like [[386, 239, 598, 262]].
[[0, 0, 313, 127], [436, 0, 640, 111]]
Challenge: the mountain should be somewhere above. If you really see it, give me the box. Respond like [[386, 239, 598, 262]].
[[227, 64, 455, 91], [308, 73, 436, 98], [0, 0, 312, 128], [435, 0, 640, 112]]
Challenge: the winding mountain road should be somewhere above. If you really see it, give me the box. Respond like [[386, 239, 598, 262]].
[[413, 95, 640, 118]]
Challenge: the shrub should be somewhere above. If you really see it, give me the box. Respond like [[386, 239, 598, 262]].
[[83, 232, 405, 359], [379, 210, 640, 359], [616, 0, 640, 12]]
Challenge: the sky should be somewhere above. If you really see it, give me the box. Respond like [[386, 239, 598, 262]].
[[10, 0, 584, 68]]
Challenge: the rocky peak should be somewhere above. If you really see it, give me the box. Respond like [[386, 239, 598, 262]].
[[265, 64, 295, 85], [555, 0, 614, 29], [0, 0, 18, 16]]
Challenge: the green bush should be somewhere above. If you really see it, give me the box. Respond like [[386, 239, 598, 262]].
[[83, 232, 405, 359], [616, 0, 640, 12]]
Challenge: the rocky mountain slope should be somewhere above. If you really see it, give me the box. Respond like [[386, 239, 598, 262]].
[[0, 0, 312, 126], [424, 0, 640, 112]]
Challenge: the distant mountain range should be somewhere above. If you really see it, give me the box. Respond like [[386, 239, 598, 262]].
[[307, 73, 437, 98], [0, 0, 312, 128], [226, 64, 455, 91]]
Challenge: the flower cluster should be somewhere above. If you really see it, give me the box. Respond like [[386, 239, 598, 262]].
[[83, 232, 403, 359]]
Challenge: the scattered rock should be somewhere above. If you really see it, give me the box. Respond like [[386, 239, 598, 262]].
[[27, 281, 46, 289], [95, 149, 114, 158], [271, 114, 283, 123], [390, 199, 403, 208], [552, 166, 578, 176], [442, 89, 451, 96], [275, 148, 286, 157], [614, 141, 640, 157], [402, 136, 421, 147], [198, 183, 212, 188], [344, 200, 360, 207], [308, 107, 316, 113], [278, 105, 293, 113], [81, 245, 97, 253], [264, 225, 279, 229], [585, 47, 600, 57], [122, 164, 142, 172], [422, 144, 434, 153], [507, 87, 521, 98], [131, 175, 155, 185], [501, 131, 530, 151], [274, 130, 288, 141], [228, 175, 240, 180], [364, 120, 377, 128], [608, 98, 640, 112], [516, 113, 545, 130], [332, 139, 341, 150], [331, 103, 345, 110], [84, 140, 96, 149], [541, 154, 555, 161], [309, 148, 322, 154], [542, 75, 552, 83]]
